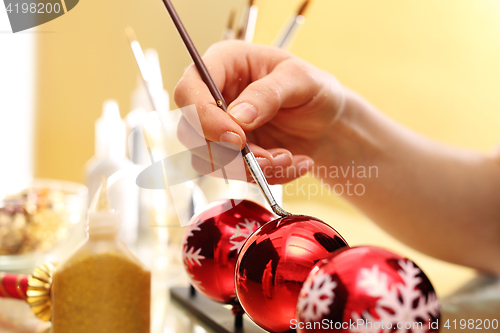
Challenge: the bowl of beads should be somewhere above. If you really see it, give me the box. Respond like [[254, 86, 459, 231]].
[[0, 179, 88, 271]]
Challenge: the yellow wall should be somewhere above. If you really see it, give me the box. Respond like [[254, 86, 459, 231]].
[[36, 0, 500, 200]]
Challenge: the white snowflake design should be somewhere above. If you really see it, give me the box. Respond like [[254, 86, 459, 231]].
[[351, 260, 440, 333], [187, 272, 205, 291], [351, 311, 384, 333], [182, 224, 201, 246], [183, 246, 205, 266], [229, 218, 261, 252], [358, 265, 389, 297], [297, 269, 337, 322], [182, 223, 205, 289]]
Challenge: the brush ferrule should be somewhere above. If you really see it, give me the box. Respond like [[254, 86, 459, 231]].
[[243, 152, 290, 217]]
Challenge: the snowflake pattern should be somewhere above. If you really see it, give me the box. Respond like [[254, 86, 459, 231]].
[[182, 224, 201, 246], [351, 311, 384, 333], [351, 260, 440, 333], [229, 218, 261, 252], [358, 265, 389, 297], [187, 272, 205, 291], [183, 247, 205, 266], [297, 269, 337, 321]]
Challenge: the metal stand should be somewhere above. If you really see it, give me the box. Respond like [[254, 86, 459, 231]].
[[170, 286, 266, 333]]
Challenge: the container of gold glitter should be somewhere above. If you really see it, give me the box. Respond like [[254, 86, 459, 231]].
[[51, 178, 150, 332]]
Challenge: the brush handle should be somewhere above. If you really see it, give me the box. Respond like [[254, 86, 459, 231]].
[[162, 0, 226, 110], [161, 0, 290, 217]]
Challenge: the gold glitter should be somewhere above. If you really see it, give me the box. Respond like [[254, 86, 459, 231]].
[[52, 252, 150, 332], [52, 176, 149, 332]]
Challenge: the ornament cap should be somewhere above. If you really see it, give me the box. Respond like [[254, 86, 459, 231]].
[[26, 262, 56, 322]]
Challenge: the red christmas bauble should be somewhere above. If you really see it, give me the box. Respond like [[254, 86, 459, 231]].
[[235, 215, 349, 333], [295, 246, 440, 333], [182, 199, 275, 304]]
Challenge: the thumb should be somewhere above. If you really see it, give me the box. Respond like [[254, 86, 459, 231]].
[[227, 59, 319, 132]]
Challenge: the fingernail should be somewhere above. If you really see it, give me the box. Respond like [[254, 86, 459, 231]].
[[219, 131, 242, 150], [297, 159, 314, 174], [228, 103, 257, 124], [272, 153, 293, 168], [256, 157, 272, 174]]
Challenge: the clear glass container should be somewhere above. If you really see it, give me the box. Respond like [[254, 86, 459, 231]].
[[0, 178, 88, 272]]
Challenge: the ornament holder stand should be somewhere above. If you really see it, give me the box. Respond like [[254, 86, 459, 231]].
[[170, 286, 268, 333]]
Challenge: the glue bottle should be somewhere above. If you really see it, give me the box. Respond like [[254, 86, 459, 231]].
[[85, 100, 138, 246]]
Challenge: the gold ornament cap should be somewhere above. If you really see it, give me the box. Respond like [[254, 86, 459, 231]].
[[26, 262, 55, 322]]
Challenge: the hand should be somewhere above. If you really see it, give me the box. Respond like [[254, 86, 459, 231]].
[[174, 41, 346, 184]]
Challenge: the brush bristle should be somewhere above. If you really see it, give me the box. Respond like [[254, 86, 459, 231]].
[[297, 0, 311, 16], [125, 27, 137, 43], [228, 9, 237, 29]]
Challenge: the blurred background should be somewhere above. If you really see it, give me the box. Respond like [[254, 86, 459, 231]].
[[30, 0, 500, 195]]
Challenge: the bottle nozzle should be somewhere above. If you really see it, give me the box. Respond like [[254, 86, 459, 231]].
[[96, 177, 110, 212], [102, 100, 121, 121], [95, 100, 126, 159], [90, 177, 111, 212], [87, 176, 120, 236]]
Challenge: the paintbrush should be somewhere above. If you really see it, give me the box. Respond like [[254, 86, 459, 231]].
[[160, 0, 290, 217], [274, 0, 311, 50], [236, 0, 258, 43], [125, 27, 163, 166], [125, 28, 166, 115], [222, 9, 237, 40]]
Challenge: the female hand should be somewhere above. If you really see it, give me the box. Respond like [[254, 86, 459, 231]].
[[174, 41, 346, 184]]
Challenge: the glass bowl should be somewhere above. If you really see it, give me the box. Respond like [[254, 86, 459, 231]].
[[0, 179, 88, 272]]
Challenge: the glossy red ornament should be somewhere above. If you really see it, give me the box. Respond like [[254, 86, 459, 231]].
[[295, 246, 440, 333], [235, 215, 349, 333], [182, 199, 275, 304]]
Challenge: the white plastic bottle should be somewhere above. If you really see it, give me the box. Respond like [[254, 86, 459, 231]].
[[126, 49, 173, 248], [85, 100, 139, 246]]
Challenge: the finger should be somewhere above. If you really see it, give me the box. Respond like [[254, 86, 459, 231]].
[[178, 115, 241, 161], [192, 152, 314, 185], [241, 144, 313, 184], [175, 64, 246, 150], [178, 120, 274, 170], [267, 148, 294, 169], [226, 59, 320, 132], [202, 41, 292, 102], [265, 156, 314, 185], [174, 41, 293, 147]]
